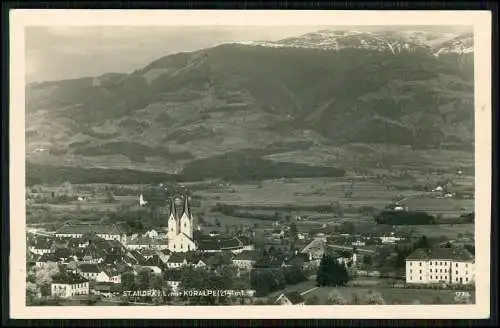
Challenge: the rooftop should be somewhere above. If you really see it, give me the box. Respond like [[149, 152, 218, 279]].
[[78, 263, 101, 273], [52, 271, 89, 285], [234, 250, 260, 261], [56, 223, 125, 236], [406, 247, 474, 262]]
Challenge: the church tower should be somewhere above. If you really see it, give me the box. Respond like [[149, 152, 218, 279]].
[[180, 196, 193, 239], [167, 194, 196, 253], [167, 198, 178, 243]]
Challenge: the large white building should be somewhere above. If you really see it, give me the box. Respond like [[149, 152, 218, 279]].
[[51, 272, 90, 298], [167, 196, 197, 253], [55, 223, 127, 245], [405, 247, 475, 285]]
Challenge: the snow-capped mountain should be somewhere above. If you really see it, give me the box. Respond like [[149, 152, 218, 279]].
[[232, 29, 473, 57]]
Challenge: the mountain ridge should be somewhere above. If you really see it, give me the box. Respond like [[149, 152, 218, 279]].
[[26, 29, 474, 180]]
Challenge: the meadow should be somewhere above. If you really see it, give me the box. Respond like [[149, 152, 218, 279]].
[[410, 224, 474, 239], [304, 286, 475, 305]]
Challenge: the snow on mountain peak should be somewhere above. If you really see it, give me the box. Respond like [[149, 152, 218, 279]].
[[224, 29, 473, 57]]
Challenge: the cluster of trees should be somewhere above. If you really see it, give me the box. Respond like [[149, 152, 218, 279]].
[[26, 262, 61, 298], [31, 194, 79, 204], [26, 163, 182, 186], [374, 210, 436, 225], [250, 264, 308, 297], [177, 266, 237, 305], [459, 212, 474, 223], [316, 254, 350, 287], [373, 236, 432, 271], [211, 203, 344, 218]]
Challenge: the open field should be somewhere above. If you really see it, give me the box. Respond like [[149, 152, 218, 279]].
[[42, 195, 138, 212], [400, 197, 474, 218], [196, 177, 401, 207], [410, 224, 474, 239], [304, 286, 475, 305]]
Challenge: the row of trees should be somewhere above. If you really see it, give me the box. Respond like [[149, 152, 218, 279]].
[[374, 210, 436, 225]]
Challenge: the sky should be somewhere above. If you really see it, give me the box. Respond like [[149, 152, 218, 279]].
[[25, 25, 471, 83]]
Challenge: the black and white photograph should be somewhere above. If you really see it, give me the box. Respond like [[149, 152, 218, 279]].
[[9, 10, 491, 319]]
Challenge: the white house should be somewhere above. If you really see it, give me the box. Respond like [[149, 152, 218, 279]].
[[406, 247, 475, 285], [164, 269, 183, 292], [95, 270, 113, 283], [35, 253, 59, 268], [143, 229, 158, 239], [275, 292, 304, 305], [125, 236, 155, 250], [232, 250, 259, 270], [51, 272, 89, 298], [380, 234, 403, 244], [271, 229, 285, 239], [352, 240, 366, 247], [138, 194, 148, 207]]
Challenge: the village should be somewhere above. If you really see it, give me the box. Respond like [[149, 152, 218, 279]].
[[26, 181, 476, 306]]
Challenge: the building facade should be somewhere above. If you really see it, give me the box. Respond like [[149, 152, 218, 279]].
[[405, 248, 475, 285], [51, 272, 90, 298]]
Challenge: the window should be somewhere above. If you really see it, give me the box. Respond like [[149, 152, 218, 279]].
[[456, 271, 458, 274], [419, 276, 422, 280], [456, 263, 458, 267], [419, 262, 422, 266], [466, 264, 468, 268], [410, 262, 412, 266], [174, 244, 176, 249], [466, 278, 468, 282], [181, 244, 183, 249], [419, 270, 422, 274], [456, 277, 458, 282], [440, 269, 442, 273], [410, 269, 412, 274], [184, 223, 187, 227], [466, 271, 468, 274]]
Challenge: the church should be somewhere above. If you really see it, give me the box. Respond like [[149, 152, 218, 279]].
[[167, 196, 197, 253]]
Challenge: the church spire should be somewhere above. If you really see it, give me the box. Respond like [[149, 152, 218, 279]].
[[183, 194, 190, 218], [169, 197, 177, 219]]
